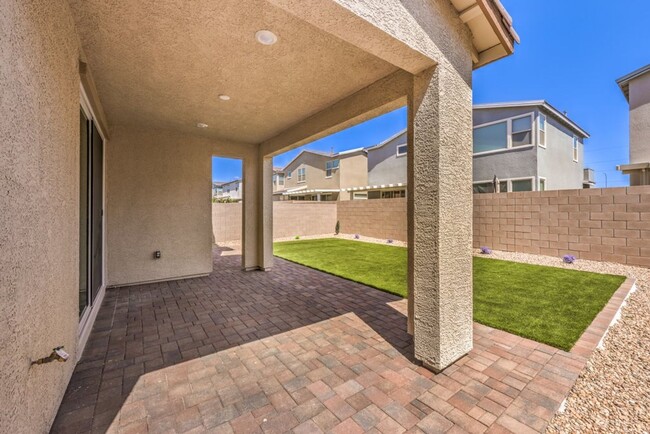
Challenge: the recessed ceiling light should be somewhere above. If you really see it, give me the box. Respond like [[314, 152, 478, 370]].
[[255, 30, 277, 46], [219, 94, 231, 101], [196, 123, 208, 128]]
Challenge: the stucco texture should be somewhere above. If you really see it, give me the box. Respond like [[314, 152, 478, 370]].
[[106, 127, 259, 286], [0, 0, 80, 432], [629, 73, 650, 164]]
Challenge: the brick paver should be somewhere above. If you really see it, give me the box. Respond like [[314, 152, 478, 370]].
[[52, 246, 594, 433]]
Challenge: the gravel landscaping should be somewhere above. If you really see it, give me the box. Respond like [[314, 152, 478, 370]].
[[478, 250, 650, 433]]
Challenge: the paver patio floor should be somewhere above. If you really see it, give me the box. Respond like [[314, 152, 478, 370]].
[[52, 246, 589, 433]]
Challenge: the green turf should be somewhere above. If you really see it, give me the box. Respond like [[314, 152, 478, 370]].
[[274, 238, 626, 351]]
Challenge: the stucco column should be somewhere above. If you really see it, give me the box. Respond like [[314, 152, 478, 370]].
[[407, 65, 473, 372], [242, 149, 273, 270]]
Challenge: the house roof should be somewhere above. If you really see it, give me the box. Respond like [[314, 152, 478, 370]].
[[366, 129, 407, 151], [473, 100, 590, 138], [280, 148, 366, 171], [616, 64, 650, 101]]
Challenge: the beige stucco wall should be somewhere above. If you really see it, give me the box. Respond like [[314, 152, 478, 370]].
[[106, 127, 257, 286], [283, 152, 339, 192], [339, 152, 369, 188], [0, 1, 81, 432], [629, 73, 650, 164], [474, 187, 650, 267]]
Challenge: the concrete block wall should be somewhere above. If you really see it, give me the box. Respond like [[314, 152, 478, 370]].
[[473, 186, 650, 267], [337, 198, 407, 241], [212, 202, 337, 243]]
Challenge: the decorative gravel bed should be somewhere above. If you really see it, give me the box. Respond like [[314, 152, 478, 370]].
[[478, 250, 650, 433]]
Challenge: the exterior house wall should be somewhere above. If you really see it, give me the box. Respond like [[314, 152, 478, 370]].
[[473, 107, 538, 184], [339, 152, 369, 189], [629, 73, 650, 164], [537, 115, 585, 190], [473, 106, 586, 190], [368, 132, 408, 185], [283, 152, 338, 192], [1, 1, 81, 432], [106, 126, 257, 286]]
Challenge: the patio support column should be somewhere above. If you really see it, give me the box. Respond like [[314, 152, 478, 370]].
[[407, 64, 473, 372], [242, 149, 274, 271]]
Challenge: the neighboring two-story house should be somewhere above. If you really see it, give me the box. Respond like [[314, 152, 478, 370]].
[[343, 130, 408, 199], [473, 101, 591, 193], [273, 148, 368, 201], [616, 64, 650, 186], [214, 179, 243, 201]]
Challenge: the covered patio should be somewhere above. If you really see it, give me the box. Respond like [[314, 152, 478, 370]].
[[4, 0, 519, 432], [52, 247, 584, 433]]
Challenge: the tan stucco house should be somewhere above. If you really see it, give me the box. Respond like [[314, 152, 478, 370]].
[[273, 149, 369, 201], [1, 0, 516, 431], [616, 64, 650, 185]]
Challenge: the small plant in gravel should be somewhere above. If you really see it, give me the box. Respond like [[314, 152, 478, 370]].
[[295, 236, 300, 240], [480, 246, 492, 254], [387, 239, 394, 244], [563, 254, 576, 264], [354, 234, 360, 240], [335, 221, 340, 235]]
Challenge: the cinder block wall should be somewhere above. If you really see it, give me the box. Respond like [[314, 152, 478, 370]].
[[212, 203, 243, 242], [473, 186, 650, 267], [337, 198, 407, 241], [212, 202, 338, 243]]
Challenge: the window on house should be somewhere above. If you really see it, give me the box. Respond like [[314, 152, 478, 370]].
[[287, 170, 292, 179], [539, 178, 546, 191], [353, 192, 368, 200], [297, 167, 306, 182], [381, 190, 406, 199], [473, 121, 507, 153], [511, 179, 533, 192], [511, 116, 532, 147], [325, 159, 339, 177], [538, 114, 547, 147], [278, 174, 285, 186], [396, 144, 407, 156], [472, 181, 508, 194], [573, 136, 579, 162]]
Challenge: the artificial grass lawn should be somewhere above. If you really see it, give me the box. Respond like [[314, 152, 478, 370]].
[[274, 238, 626, 351]]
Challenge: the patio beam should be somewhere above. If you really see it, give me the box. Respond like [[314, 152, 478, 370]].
[[407, 63, 473, 372], [265, 0, 436, 75], [261, 70, 409, 157]]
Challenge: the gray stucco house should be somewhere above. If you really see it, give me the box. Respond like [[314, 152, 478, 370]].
[[473, 101, 591, 193], [616, 64, 650, 185]]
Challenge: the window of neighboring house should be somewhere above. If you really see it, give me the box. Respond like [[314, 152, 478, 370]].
[[539, 178, 546, 191], [325, 159, 339, 177], [287, 170, 292, 179], [278, 174, 285, 186], [511, 178, 533, 192], [472, 181, 508, 194], [353, 192, 368, 200], [396, 144, 407, 156], [511, 116, 532, 147], [538, 114, 547, 147], [573, 136, 579, 162], [473, 121, 508, 153], [297, 167, 306, 182], [381, 189, 406, 199]]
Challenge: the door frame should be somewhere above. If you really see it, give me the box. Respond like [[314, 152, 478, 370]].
[[78, 83, 107, 360]]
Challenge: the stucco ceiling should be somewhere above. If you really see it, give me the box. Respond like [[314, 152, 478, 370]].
[[69, 0, 398, 144]]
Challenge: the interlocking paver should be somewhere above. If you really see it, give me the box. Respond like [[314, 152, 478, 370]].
[[51, 246, 599, 433]]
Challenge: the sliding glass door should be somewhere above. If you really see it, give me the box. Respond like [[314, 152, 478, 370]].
[[79, 107, 104, 318]]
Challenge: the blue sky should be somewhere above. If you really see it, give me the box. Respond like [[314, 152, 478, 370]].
[[214, 0, 650, 186]]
